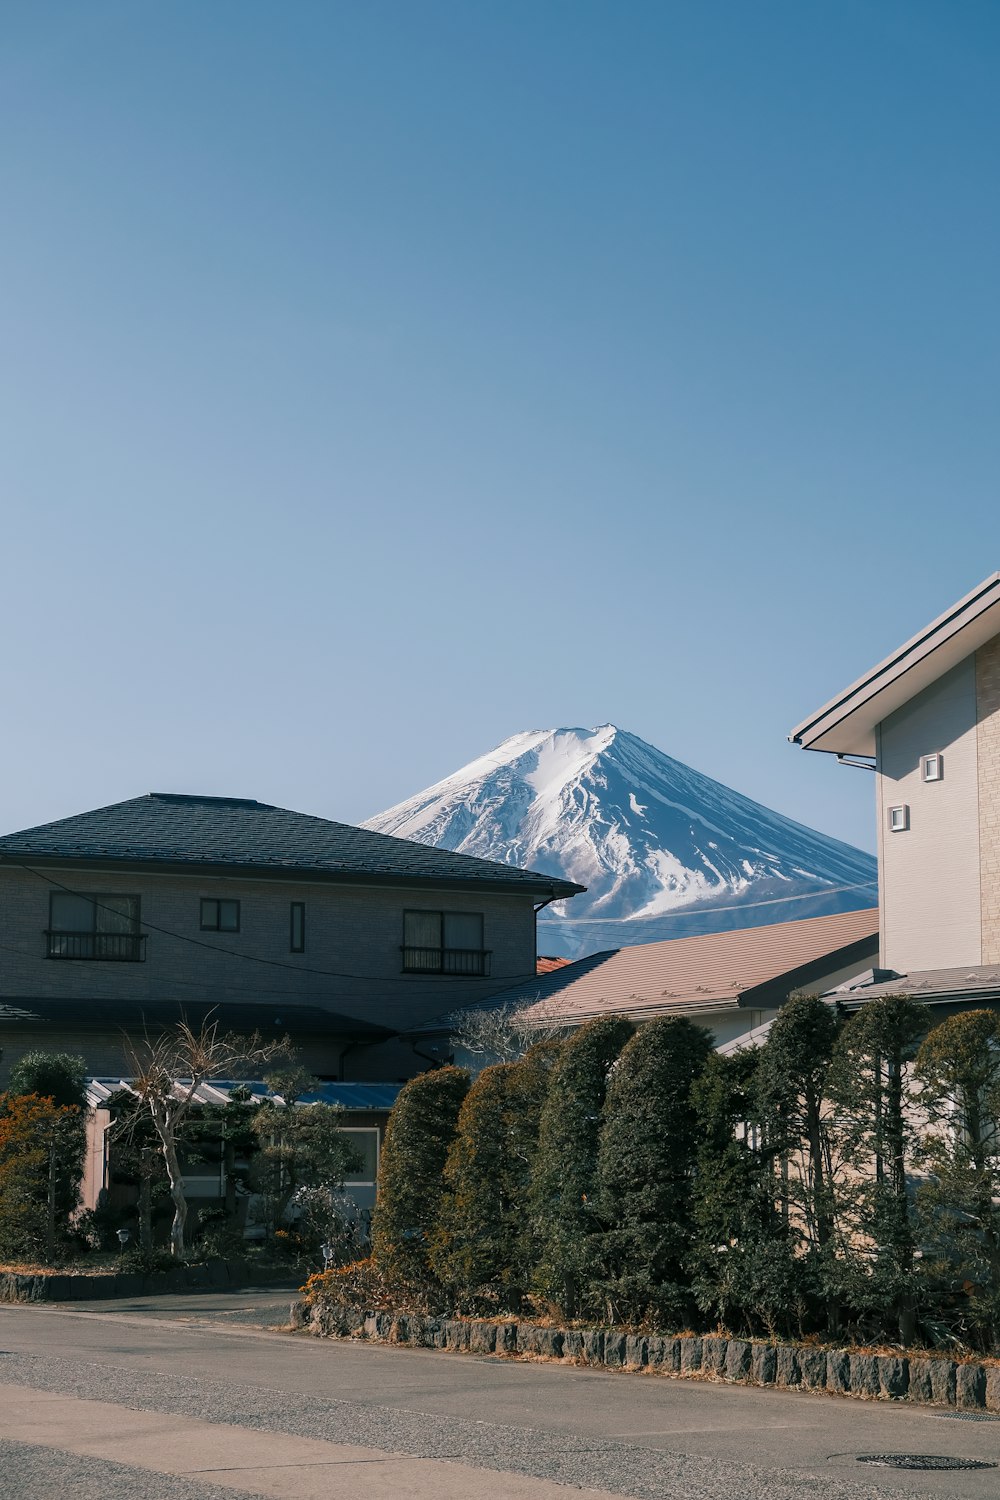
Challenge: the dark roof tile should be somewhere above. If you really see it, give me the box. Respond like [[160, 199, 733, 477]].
[[0, 793, 583, 898]]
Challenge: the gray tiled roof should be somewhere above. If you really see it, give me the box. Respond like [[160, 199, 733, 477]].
[[0, 793, 583, 898]]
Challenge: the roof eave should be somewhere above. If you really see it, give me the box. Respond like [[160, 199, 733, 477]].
[[0, 850, 583, 901], [789, 572, 1000, 757]]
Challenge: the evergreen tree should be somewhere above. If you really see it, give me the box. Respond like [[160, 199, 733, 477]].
[[753, 994, 840, 1327], [371, 1065, 470, 1299], [431, 1040, 562, 1310], [689, 1049, 803, 1337], [826, 994, 928, 1342], [592, 1016, 713, 1326], [914, 1009, 1000, 1351], [8, 1051, 87, 1110], [529, 1016, 635, 1316]]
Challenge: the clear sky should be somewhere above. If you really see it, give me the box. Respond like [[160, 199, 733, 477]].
[[2, 1, 998, 854]]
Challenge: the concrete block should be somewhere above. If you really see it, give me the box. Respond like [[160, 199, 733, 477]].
[[701, 1337, 727, 1376], [826, 1350, 850, 1395], [578, 1328, 602, 1363], [799, 1348, 827, 1389], [876, 1355, 908, 1399], [680, 1337, 703, 1373], [908, 1357, 934, 1403], [469, 1321, 497, 1355], [724, 1340, 751, 1382], [848, 1353, 879, 1399], [984, 1364, 1000, 1412], [625, 1335, 648, 1368], [496, 1323, 518, 1354], [775, 1346, 801, 1386], [957, 1363, 987, 1409], [562, 1329, 584, 1360], [929, 1358, 957, 1406], [752, 1345, 777, 1385], [603, 1332, 628, 1369]]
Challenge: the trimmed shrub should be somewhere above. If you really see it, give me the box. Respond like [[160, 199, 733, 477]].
[[591, 1016, 713, 1325], [431, 1041, 562, 1310], [915, 1009, 1000, 1351], [371, 1065, 470, 1299], [529, 1015, 635, 1316], [689, 1049, 803, 1338], [827, 995, 929, 1342]]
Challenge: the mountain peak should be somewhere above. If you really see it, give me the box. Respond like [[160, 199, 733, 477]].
[[363, 726, 876, 954]]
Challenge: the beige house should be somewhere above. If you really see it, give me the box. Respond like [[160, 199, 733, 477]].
[[416, 906, 880, 1056], [0, 792, 582, 1086], [791, 571, 1000, 1007]]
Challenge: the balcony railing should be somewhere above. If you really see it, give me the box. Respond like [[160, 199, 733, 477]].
[[45, 930, 147, 962], [401, 946, 491, 977]]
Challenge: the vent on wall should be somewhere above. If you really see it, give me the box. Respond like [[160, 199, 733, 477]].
[[921, 753, 943, 782], [888, 805, 909, 833]]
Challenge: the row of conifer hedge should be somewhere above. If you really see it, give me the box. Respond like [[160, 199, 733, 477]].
[[332, 996, 1000, 1355]]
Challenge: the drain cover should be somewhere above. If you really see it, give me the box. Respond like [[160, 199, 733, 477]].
[[934, 1411, 1000, 1423], [857, 1454, 998, 1471]]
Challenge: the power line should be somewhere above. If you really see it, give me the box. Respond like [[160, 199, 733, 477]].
[[17, 864, 480, 986]]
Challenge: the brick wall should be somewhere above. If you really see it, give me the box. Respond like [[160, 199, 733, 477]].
[[977, 634, 1000, 963]]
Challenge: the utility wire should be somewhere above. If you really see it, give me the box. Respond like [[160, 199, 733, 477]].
[[17, 863, 489, 986]]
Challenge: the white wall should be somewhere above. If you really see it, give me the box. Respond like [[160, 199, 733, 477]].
[[877, 656, 981, 972]]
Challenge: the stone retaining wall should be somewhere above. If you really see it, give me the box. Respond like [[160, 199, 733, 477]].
[[0, 1259, 297, 1303], [301, 1301, 1000, 1412]]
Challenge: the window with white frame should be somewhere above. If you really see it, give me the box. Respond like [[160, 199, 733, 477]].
[[921, 753, 943, 782], [888, 804, 909, 832]]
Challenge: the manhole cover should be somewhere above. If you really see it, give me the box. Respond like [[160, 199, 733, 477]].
[[857, 1454, 997, 1471]]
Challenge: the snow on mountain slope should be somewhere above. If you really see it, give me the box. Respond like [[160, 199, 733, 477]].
[[363, 725, 877, 956]]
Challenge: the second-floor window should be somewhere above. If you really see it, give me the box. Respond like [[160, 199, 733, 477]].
[[47, 892, 143, 961], [290, 902, 305, 953], [201, 898, 240, 933], [402, 910, 489, 975]]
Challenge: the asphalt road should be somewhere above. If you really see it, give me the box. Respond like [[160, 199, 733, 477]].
[[1, 1287, 999, 1499]]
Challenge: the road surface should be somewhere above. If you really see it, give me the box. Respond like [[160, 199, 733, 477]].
[[1, 1287, 999, 1499]]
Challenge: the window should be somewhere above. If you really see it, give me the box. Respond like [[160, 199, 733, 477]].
[[47, 892, 143, 960], [888, 805, 909, 832], [339, 1127, 379, 1186], [290, 902, 305, 953], [200, 898, 240, 932], [921, 753, 943, 782], [402, 910, 489, 975]]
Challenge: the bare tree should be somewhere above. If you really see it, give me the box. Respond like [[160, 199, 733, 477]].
[[451, 1000, 568, 1068], [124, 1019, 289, 1258]]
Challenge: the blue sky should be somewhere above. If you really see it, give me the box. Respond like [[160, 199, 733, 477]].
[[2, 1, 997, 853]]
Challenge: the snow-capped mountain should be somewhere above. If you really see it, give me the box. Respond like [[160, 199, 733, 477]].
[[363, 726, 877, 957]]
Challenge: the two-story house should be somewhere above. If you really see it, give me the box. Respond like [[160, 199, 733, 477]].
[[790, 571, 1000, 1014], [0, 791, 583, 1087]]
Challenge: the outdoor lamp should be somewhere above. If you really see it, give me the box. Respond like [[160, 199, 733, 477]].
[[116, 1228, 131, 1247]]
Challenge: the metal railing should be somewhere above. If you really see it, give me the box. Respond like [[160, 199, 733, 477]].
[[401, 946, 491, 976], [45, 930, 147, 962]]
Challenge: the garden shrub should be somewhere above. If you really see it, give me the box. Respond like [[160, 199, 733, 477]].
[[689, 1049, 803, 1337], [371, 1065, 469, 1299], [529, 1015, 634, 1316], [592, 1016, 713, 1326], [431, 1040, 562, 1310]]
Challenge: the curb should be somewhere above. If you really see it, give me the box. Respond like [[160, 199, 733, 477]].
[[299, 1301, 1000, 1412]]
